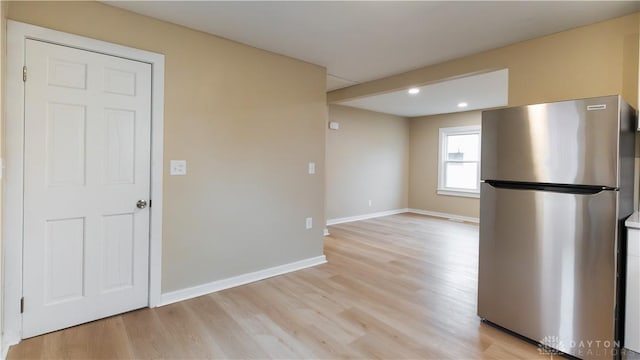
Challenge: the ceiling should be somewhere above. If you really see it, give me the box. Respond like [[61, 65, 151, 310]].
[[103, 1, 638, 118], [338, 69, 508, 117], [105, 1, 638, 92]]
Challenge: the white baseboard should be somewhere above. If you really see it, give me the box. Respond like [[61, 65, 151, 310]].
[[408, 208, 479, 223], [159, 255, 327, 306], [325, 208, 478, 227], [326, 208, 409, 226], [2, 334, 20, 360]]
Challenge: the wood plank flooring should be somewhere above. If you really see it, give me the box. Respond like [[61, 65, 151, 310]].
[[8, 213, 547, 359]]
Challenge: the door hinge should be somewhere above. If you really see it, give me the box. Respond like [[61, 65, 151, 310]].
[[22, 66, 27, 82], [149, 200, 152, 208], [20, 297, 24, 313]]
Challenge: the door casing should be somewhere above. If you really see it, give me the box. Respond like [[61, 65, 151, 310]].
[[3, 20, 165, 351]]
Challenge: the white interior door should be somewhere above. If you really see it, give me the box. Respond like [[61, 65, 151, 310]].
[[22, 39, 152, 338]]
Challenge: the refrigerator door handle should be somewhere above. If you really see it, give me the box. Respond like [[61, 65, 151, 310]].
[[483, 180, 616, 194]]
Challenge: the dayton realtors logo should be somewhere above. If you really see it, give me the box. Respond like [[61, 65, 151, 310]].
[[538, 335, 622, 357], [538, 335, 563, 355]]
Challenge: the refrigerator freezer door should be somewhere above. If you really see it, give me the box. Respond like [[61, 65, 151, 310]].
[[481, 95, 621, 187], [478, 183, 618, 359]]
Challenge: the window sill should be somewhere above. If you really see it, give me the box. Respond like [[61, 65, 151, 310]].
[[437, 189, 480, 199]]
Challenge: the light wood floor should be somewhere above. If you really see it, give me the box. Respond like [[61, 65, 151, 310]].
[[8, 213, 548, 359]]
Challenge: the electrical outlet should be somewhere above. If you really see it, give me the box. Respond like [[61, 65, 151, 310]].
[[306, 217, 313, 229], [368, 200, 372, 207], [308, 162, 316, 174]]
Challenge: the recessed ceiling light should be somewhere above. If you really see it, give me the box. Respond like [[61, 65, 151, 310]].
[[408, 88, 420, 95], [457, 102, 468, 108]]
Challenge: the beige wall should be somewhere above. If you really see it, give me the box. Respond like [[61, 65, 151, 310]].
[[329, 12, 640, 110], [409, 111, 481, 219], [326, 105, 409, 220], [7, 1, 327, 293], [331, 12, 639, 219]]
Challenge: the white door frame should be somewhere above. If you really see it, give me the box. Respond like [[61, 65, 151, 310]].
[[3, 20, 165, 349]]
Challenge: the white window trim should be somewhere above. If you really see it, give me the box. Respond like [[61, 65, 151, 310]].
[[437, 125, 481, 198], [4, 20, 165, 350]]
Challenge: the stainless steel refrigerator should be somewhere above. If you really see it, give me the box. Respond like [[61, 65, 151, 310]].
[[478, 95, 636, 359]]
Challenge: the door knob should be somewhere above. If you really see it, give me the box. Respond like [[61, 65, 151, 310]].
[[136, 200, 148, 209]]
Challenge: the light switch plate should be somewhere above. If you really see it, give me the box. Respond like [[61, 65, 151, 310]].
[[329, 121, 340, 130], [306, 217, 313, 229], [308, 162, 316, 174], [170, 160, 187, 176]]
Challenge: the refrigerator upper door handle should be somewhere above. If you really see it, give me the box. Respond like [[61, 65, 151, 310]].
[[483, 180, 616, 195]]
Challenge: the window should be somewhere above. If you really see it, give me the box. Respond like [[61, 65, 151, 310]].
[[438, 126, 481, 198]]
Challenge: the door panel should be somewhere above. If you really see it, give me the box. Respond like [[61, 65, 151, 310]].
[[47, 58, 87, 89], [104, 67, 137, 96], [102, 213, 135, 292], [46, 103, 86, 186], [23, 39, 152, 338], [105, 109, 136, 184], [478, 183, 618, 359], [45, 218, 85, 304], [481, 96, 621, 187]]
